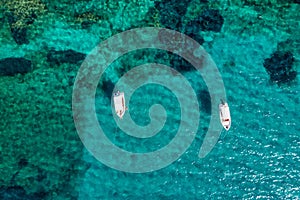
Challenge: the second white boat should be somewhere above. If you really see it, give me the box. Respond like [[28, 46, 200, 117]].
[[219, 100, 231, 131], [113, 91, 126, 119]]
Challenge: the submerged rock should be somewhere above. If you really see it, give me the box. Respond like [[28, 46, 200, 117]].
[[81, 20, 94, 29], [183, 21, 205, 45], [197, 89, 211, 114], [18, 158, 29, 169], [101, 79, 115, 98], [263, 51, 297, 84], [155, 1, 208, 44], [36, 167, 47, 182], [47, 49, 86, 65], [0, 185, 48, 200], [0, 57, 32, 76], [170, 54, 195, 73], [154, 0, 190, 31], [193, 9, 224, 32], [6, 12, 36, 45], [10, 27, 29, 45], [0, 186, 31, 200]]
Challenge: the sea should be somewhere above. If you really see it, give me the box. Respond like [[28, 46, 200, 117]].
[[0, 0, 299, 199]]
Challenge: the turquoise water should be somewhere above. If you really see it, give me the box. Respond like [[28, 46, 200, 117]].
[[0, 0, 299, 199]]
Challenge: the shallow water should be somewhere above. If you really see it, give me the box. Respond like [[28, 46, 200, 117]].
[[0, 0, 299, 199]]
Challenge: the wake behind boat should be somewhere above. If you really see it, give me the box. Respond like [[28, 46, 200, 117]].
[[113, 91, 127, 119], [219, 100, 231, 131]]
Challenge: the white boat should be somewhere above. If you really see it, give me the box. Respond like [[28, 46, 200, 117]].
[[219, 100, 231, 131], [113, 91, 126, 119]]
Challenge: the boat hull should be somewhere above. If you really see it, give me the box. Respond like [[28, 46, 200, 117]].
[[219, 102, 231, 131], [113, 91, 126, 119]]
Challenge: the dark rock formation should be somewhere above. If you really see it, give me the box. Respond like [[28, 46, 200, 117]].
[[37, 167, 47, 182], [0, 186, 32, 200], [192, 9, 224, 32], [47, 49, 86, 65], [18, 158, 28, 169], [0, 57, 32, 76], [10, 27, 29, 45], [183, 21, 205, 45], [33, 189, 48, 199], [115, 64, 129, 77], [155, 1, 208, 45], [198, 89, 211, 114], [154, 0, 190, 31], [6, 12, 37, 45], [170, 54, 195, 73], [153, 51, 171, 67], [263, 51, 297, 84], [0, 185, 48, 200], [56, 147, 64, 154], [101, 79, 115, 98], [81, 20, 94, 29], [159, 11, 182, 31]]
